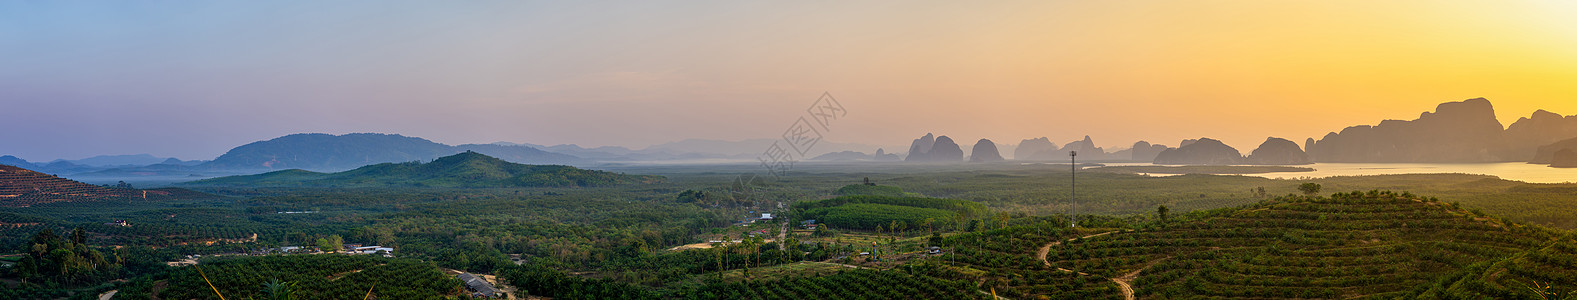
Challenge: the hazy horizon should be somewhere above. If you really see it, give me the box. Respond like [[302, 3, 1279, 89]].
[[6, 1, 1576, 161]]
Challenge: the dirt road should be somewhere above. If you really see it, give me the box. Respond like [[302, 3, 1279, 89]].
[[1036, 230, 1143, 300]]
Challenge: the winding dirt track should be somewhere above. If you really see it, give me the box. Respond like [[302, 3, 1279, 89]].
[[776, 222, 789, 250], [1036, 231, 1138, 300]]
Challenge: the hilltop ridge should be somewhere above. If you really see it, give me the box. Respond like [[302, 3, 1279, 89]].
[[184, 151, 663, 188], [0, 164, 211, 207], [202, 133, 583, 171]]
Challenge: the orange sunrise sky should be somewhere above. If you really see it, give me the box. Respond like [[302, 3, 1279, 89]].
[[4, 1, 1577, 159]]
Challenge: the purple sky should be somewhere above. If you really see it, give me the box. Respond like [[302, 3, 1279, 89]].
[[3, 1, 847, 161]]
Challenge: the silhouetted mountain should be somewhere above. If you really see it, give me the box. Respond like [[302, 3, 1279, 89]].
[[36, 161, 102, 175], [0, 156, 38, 170], [454, 144, 580, 164], [1306, 98, 1506, 162], [1014, 137, 1058, 160], [1107, 148, 1134, 161], [1061, 136, 1104, 157], [0, 164, 213, 207], [0, 155, 210, 178], [1552, 149, 1577, 168], [928, 136, 965, 161], [69, 163, 220, 179], [1011, 136, 1132, 160], [1131, 141, 1169, 162], [905, 134, 963, 162], [516, 139, 894, 162], [185, 151, 660, 188], [906, 133, 937, 160], [202, 133, 451, 170], [1154, 138, 1243, 165], [1305, 98, 1577, 163], [807, 148, 904, 161], [0, 156, 130, 176], [874, 148, 900, 161], [969, 139, 1004, 162], [1245, 137, 1312, 165], [1531, 137, 1577, 164], [810, 151, 872, 161], [1503, 109, 1577, 160], [515, 143, 642, 160], [201, 133, 581, 171], [62, 154, 172, 167]]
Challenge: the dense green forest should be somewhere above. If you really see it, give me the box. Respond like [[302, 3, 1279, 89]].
[[792, 193, 989, 230], [2, 164, 1576, 299], [1039, 191, 1577, 298], [834, 183, 907, 197], [116, 255, 462, 299]]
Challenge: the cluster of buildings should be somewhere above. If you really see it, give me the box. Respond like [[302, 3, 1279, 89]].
[[260, 244, 394, 257], [799, 219, 818, 229], [746, 228, 772, 238], [343, 244, 395, 255], [736, 212, 776, 226]]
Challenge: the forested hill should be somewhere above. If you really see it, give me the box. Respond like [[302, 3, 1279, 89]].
[[200, 133, 583, 171], [182, 151, 663, 188], [1036, 191, 1576, 298], [0, 164, 213, 207]]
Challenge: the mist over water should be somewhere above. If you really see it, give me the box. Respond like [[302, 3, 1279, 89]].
[[1240, 163, 1577, 184]]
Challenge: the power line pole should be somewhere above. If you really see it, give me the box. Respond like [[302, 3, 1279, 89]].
[[1070, 150, 1077, 228]]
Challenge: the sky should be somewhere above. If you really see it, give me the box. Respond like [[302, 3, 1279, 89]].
[[4, 1, 1577, 161]]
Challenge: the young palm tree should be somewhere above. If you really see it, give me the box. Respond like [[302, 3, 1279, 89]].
[[259, 278, 299, 300]]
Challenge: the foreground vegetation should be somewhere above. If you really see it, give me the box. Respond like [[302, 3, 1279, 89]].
[[117, 255, 462, 299], [2, 163, 1576, 299], [1043, 191, 1575, 298]]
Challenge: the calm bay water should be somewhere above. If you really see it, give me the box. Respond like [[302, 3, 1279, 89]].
[[1246, 163, 1577, 184]]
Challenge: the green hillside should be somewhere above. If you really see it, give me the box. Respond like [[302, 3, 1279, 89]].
[[793, 195, 989, 230], [184, 151, 662, 188], [835, 183, 907, 197], [1028, 191, 1575, 299], [115, 255, 463, 299]]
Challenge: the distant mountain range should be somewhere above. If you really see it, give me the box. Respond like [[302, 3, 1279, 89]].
[[1014, 136, 1131, 161], [512, 139, 896, 162], [3, 133, 898, 182], [915, 98, 1577, 166], [808, 149, 901, 161], [183, 151, 663, 188], [1307, 98, 1577, 164], [13, 97, 1577, 180], [201, 133, 583, 171], [0, 154, 204, 175]]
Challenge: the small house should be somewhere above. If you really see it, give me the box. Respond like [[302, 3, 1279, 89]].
[[458, 273, 499, 298], [350, 246, 395, 255], [799, 219, 817, 229]]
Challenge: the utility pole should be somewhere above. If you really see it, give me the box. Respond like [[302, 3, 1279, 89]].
[[1070, 150, 1077, 228]]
